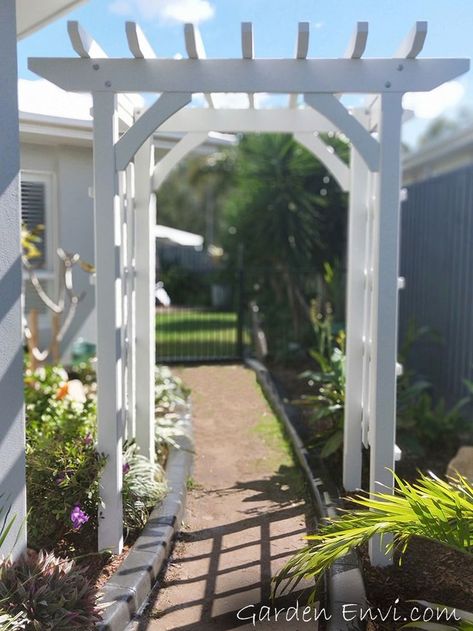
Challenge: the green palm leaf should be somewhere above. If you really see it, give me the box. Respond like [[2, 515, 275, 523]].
[[274, 472, 473, 602]]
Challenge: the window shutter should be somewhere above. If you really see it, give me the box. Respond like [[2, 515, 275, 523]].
[[21, 180, 46, 267]]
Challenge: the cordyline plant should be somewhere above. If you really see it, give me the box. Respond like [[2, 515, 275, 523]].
[[274, 472, 473, 604], [0, 550, 101, 630]]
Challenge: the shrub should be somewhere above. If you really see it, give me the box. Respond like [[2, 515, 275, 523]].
[[26, 439, 106, 553], [24, 364, 96, 446], [300, 346, 346, 458], [0, 550, 101, 630]]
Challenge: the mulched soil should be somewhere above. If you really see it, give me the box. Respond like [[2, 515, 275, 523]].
[[270, 361, 473, 630]]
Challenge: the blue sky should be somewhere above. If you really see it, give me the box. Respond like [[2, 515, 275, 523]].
[[17, 0, 473, 147]]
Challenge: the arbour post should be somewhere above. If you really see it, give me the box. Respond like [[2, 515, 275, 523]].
[[343, 137, 370, 491], [125, 164, 137, 440], [93, 91, 124, 554], [368, 93, 403, 565], [0, 0, 27, 558], [134, 134, 155, 463]]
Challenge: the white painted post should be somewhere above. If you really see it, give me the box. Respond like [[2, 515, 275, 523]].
[[125, 164, 136, 440], [134, 136, 155, 463], [0, 0, 27, 558], [343, 144, 370, 491], [361, 172, 376, 450], [92, 91, 124, 554], [368, 93, 403, 565]]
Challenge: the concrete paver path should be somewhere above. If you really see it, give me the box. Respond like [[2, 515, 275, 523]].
[[140, 365, 315, 630]]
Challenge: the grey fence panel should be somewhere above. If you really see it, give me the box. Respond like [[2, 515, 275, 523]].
[[399, 164, 473, 405]]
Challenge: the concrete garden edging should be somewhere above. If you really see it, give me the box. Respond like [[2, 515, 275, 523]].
[[96, 404, 194, 631], [246, 358, 366, 631]]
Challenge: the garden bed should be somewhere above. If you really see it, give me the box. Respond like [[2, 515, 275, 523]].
[[0, 361, 192, 630], [266, 359, 473, 630]]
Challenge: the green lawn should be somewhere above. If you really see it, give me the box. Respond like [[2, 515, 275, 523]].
[[156, 309, 241, 361]]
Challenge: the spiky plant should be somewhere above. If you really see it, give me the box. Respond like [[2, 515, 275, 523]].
[[275, 472, 473, 602], [0, 611, 27, 631], [0, 550, 101, 630], [0, 501, 16, 555], [122, 442, 167, 535]]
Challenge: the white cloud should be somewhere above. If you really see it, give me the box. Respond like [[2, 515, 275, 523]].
[[403, 81, 465, 120], [110, 0, 215, 23], [109, 0, 132, 15], [18, 79, 145, 121], [18, 79, 93, 120]]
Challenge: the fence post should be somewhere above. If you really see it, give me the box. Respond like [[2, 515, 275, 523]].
[[125, 164, 136, 440], [0, 0, 27, 558], [236, 246, 245, 359], [134, 137, 155, 463], [368, 93, 403, 566], [92, 91, 124, 554]]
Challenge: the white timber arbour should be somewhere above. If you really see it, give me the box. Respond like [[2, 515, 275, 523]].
[[27, 19, 469, 565]]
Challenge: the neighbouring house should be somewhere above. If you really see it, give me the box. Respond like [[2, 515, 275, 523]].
[[400, 124, 473, 406], [19, 79, 233, 360]]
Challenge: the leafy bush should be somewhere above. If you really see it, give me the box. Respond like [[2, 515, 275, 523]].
[[300, 347, 346, 458], [24, 364, 96, 446], [0, 550, 101, 630], [26, 439, 106, 553], [275, 472, 473, 602], [122, 442, 167, 536]]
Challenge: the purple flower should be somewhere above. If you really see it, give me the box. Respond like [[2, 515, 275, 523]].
[[55, 472, 66, 485], [122, 462, 130, 475], [84, 433, 93, 446], [70, 504, 89, 530]]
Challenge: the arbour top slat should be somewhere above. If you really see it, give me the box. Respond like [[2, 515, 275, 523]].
[[25, 17, 470, 568]]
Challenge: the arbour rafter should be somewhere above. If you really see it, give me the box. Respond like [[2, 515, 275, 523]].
[[28, 18, 469, 566]]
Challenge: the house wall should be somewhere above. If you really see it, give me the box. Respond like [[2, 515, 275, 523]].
[[21, 141, 96, 360]]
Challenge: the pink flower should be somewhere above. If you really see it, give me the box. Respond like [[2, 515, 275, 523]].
[[84, 433, 93, 446], [70, 504, 89, 530], [122, 462, 130, 475]]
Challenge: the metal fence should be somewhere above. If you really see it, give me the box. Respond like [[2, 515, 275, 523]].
[[399, 164, 473, 405]]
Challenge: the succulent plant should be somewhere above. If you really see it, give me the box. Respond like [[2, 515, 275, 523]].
[[0, 550, 101, 630]]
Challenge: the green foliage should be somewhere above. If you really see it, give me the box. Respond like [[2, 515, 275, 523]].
[[0, 502, 17, 556], [275, 472, 473, 603], [122, 442, 167, 536], [300, 347, 346, 458], [155, 365, 189, 415], [224, 133, 348, 353], [396, 322, 471, 456], [0, 550, 101, 630], [24, 365, 96, 446], [24, 363, 104, 552], [26, 439, 105, 553]]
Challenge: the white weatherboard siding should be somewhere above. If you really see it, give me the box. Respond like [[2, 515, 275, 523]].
[[0, 0, 26, 558]]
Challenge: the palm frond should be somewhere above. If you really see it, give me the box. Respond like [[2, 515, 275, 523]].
[[274, 472, 473, 602]]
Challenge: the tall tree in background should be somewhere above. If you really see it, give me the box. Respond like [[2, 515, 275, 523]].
[[222, 133, 348, 351]]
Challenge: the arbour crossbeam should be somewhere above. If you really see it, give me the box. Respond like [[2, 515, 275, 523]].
[[27, 19, 469, 566]]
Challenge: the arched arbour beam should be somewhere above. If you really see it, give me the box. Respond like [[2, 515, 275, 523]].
[[115, 92, 192, 171], [293, 132, 350, 192], [305, 93, 380, 172], [153, 132, 209, 190]]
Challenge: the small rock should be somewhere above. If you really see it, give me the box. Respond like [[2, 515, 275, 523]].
[[447, 446, 473, 481]]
